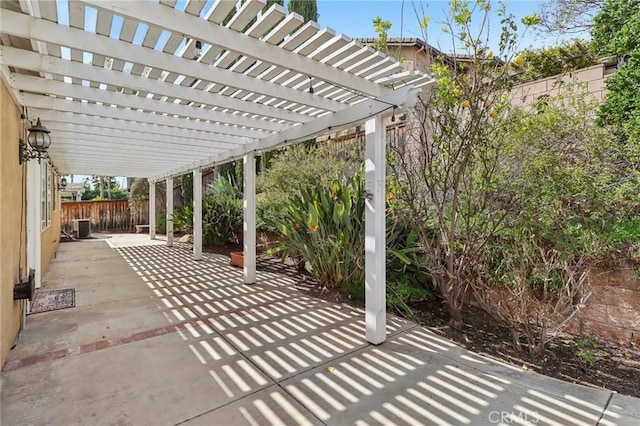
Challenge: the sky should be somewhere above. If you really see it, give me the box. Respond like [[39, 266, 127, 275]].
[[315, 0, 583, 51]]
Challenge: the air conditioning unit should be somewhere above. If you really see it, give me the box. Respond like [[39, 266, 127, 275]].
[[72, 219, 91, 239]]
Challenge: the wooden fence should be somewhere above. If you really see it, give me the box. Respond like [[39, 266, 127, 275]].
[[61, 199, 148, 232]]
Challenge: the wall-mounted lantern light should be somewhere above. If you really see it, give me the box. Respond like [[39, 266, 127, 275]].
[[19, 118, 51, 164], [59, 176, 68, 190]]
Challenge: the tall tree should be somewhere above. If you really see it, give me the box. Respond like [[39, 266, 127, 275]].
[[591, 0, 640, 161], [265, 0, 283, 12], [288, 0, 318, 23], [536, 0, 604, 35], [388, 0, 540, 328]]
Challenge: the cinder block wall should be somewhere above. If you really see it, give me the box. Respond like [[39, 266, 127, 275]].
[[567, 267, 640, 346], [511, 64, 612, 107]]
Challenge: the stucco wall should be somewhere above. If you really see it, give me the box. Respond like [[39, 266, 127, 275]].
[[1, 79, 27, 367], [41, 208, 60, 276]]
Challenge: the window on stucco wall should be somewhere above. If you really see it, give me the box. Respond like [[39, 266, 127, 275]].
[[53, 172, 58, 211]]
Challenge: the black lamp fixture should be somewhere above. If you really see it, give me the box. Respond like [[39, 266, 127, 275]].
[[19, 118, 51, 164], [194, 40, 202, 60], [308, 77, 314, 94], [59, 176, 68, 190]]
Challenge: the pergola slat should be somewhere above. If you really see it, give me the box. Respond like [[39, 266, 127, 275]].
[[46, 124, 235, 151], [262, 12, 303, 45], [205, 0, 237, 24], [11, 74, 286, 132], [245, 4, 286, 38], [227, 0, 265, 32], [22, 95, 268, 139], [81, 0, 388, 97], [37, 0, 57, 22], [68, 2, 84, 29], [32, 109, 249, 145], [49, 139, 218, 160], [294, 28, 336, 56], [95, 10, 112, 35], [184, 0, 208, 17], [0, 10, 344, 112]]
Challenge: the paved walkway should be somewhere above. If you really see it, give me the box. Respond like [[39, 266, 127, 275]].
[[2, 234, 638, 425]]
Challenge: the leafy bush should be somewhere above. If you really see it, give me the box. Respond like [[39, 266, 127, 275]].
[[387, 275, 430, 320], [172, 204, 193, 233], [257, 142, 362, 232], [266, 171, 430, 307], [267, 173, 366, 292], [517, 39, 599, 83], [576, 335, 598, 368], [469, 88, 619, 354], [202, 176, 243, 246], [155, 214, 166, 235], [161, 176, 243, 244], [82, 188, 128, 200]]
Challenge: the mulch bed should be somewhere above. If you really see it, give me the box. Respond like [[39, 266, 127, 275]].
[[409, 298, 640, 398]]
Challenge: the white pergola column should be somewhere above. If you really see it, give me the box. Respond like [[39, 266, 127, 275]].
[[243, 153, 256, 284], [149, 181, 156, 239], [166, 176, 173, 247], [193, 168, 202, 260], [364, 115, 386, 344], [26, 160, 42, 288]]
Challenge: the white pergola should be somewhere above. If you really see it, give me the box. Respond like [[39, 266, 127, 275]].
[[1, 0, 433, 344]]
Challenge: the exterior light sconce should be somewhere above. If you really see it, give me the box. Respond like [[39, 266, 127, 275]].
[[308, 77, 314, 94], [194, 40, 202, 60], [59, 176, 68, 190], [19, 118, 51, 164]]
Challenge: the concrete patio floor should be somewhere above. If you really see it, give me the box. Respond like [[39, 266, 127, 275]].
[[2, 234, 639, 426]]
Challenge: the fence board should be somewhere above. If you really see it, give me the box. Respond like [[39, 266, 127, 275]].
[[61, 199, 149, 232]]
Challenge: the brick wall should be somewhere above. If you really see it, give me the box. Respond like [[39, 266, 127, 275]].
[[566, 266, 640, 346]]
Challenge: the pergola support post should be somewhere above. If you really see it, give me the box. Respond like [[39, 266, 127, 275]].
[[243, 153, 256, 284], [364, 115, 386, 345], [166, 176, 173, 247], [193, 168, 202, 260], [149, 181, 156, 239]]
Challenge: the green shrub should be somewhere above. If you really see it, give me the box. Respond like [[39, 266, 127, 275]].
[[171, 204, 193, 233], [267, 171, 431, 305], [576, 335, 598, 368], [202, 194, 242, 245], [387, 275, 430, 320], [267, 173, 366, 292], [606, 215, 640, 244], [257, 142, 362, 232], [202, 176, 243, 246], [155, 214, 166, 235]]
